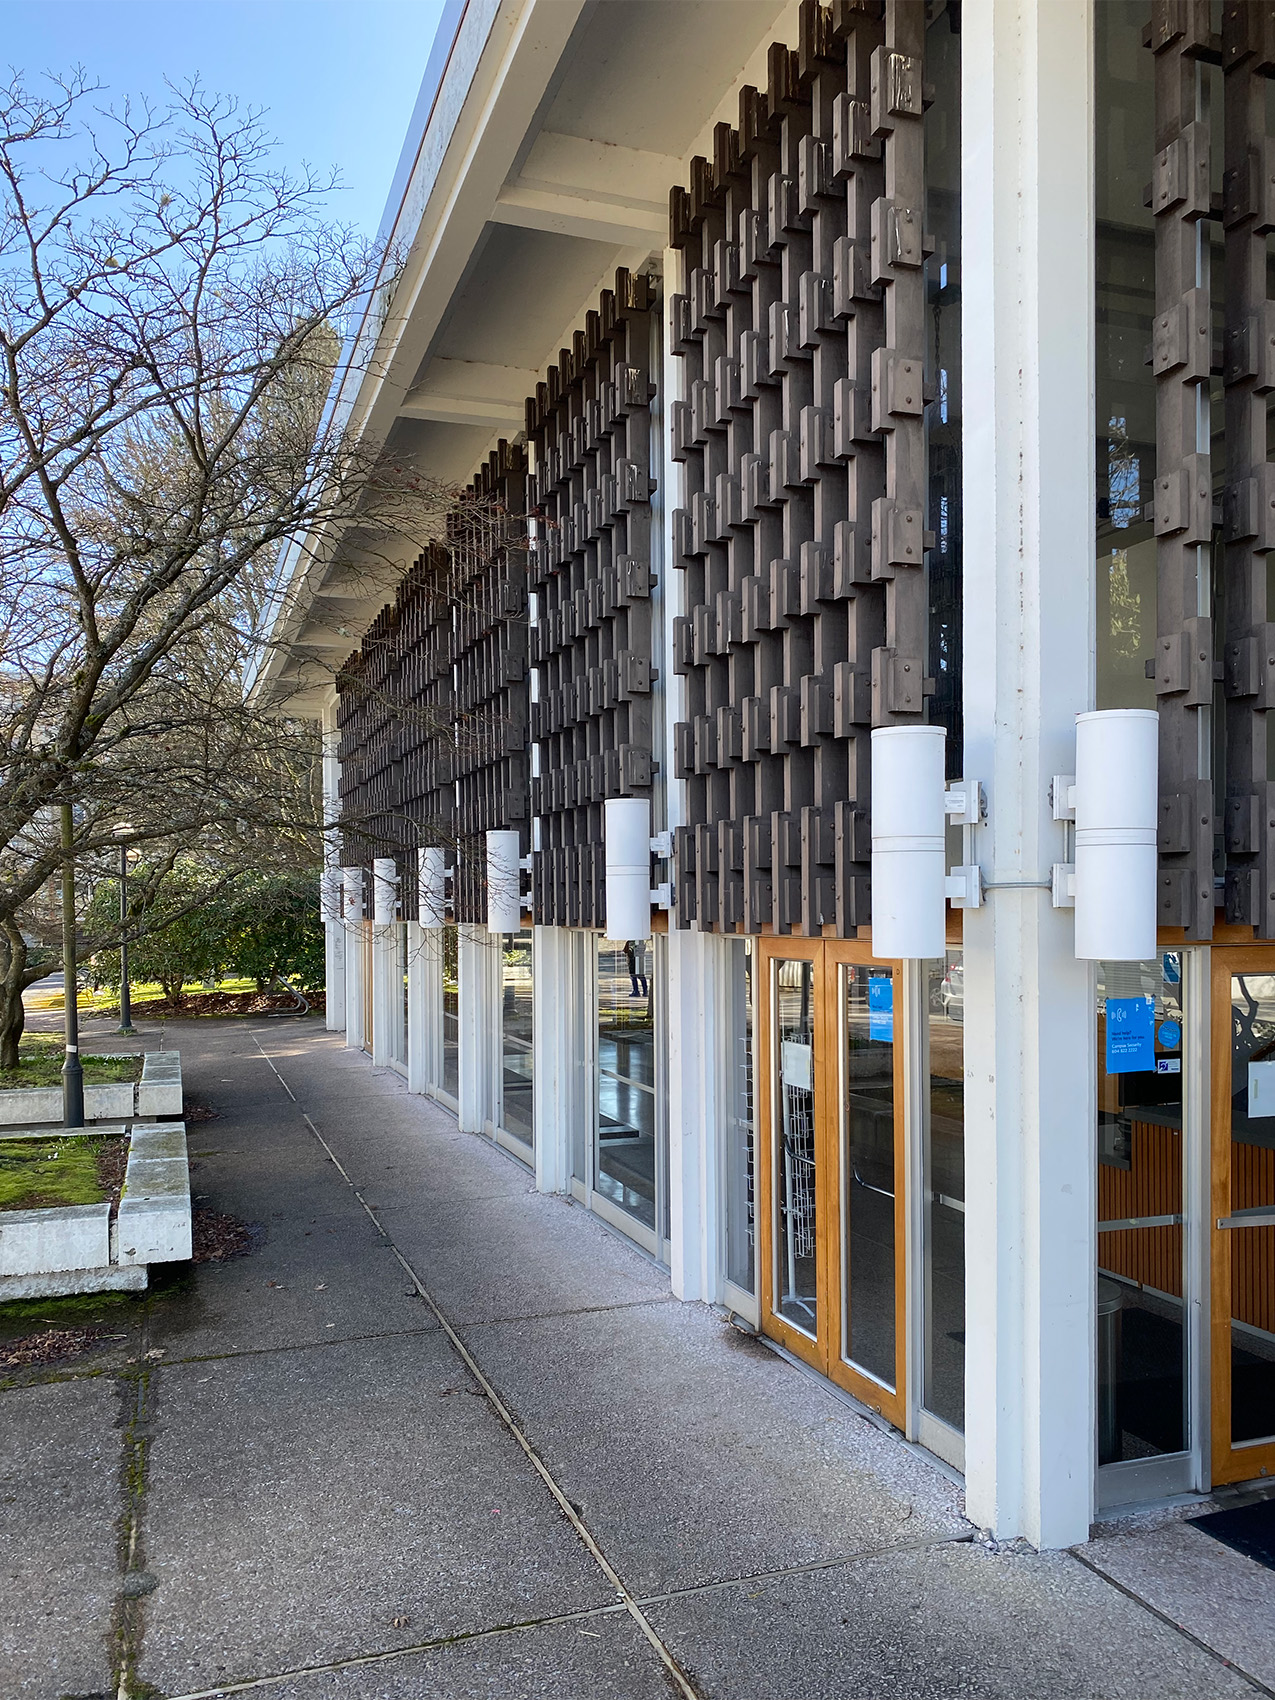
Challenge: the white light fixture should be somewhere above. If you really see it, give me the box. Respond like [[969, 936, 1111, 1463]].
[[319, 867, 342, 923], [604, 797, 653, 942], [870, 725, 947, 959], [341, 866, 363, 922], [372, 858, 398, 925], [418, 847, 446, 928], [1073, 709, 1158, 961], [486, 830, 522, 933]]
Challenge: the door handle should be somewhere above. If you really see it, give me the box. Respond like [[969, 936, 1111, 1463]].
[[1216, 1207, 1275, 1230], [1098, 1213, 1183, 1232]]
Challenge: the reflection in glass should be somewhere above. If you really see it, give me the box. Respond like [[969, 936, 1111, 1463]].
[[724, 939, 755, 1295], [595, 940, 656, 1230], [501, 930, 533, 1149], [388, 924, 408, 1069], [923, 951, 965, 1431], [441, 924, 459, 1101], [1227, 976, 1275, 1447], [1095, 956, 1186, 1464], [842, 965, 897, 1387], [773, 958, 817, 1335], [1095, 0, 1157, 714]]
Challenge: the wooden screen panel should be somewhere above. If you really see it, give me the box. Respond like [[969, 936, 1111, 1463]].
[[527, 268, 657, 931], [668, 0, 933, 938], [449, 442, 532, 925], [336, 542, 455, 912]]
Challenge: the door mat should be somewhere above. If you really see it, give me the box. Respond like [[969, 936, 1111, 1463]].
[[1189, 1497, 1275, 1572]]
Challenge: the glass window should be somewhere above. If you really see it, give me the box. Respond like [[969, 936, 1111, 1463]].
[[842, 964, 897, 1387], [724, 938, 755, 1296], [441, 924, 459, 1101], [773, 957, 817, 1336], [1225, 973, 1275, 1448], [1096, 955, 1186, 1465], [500, 930, 533, 1149], [925, 1, 963, 776], [923, 950, 965, 1432], [595, 939, 656, 1231], [1095, 0, 1157, 713]]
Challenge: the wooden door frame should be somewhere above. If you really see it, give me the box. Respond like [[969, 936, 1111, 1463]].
[[1209, 947, 1275, 1485], [756, 938, 828, 1374], [755, 937, 907, 1428]]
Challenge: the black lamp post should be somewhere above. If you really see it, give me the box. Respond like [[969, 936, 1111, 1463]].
[[116, 825, 136, 1035], [61, 803, 83, 1128]]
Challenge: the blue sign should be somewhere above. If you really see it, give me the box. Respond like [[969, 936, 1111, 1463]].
[[1157, 1020, 1181, 1050], [1162, 953, 1181, 985], [1106, 996, 1155, 1074], [868, 976, 894, 1042]]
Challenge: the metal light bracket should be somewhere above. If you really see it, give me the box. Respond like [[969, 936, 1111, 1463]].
[[944, 778, 985, 908], [1051, 863, 1076, 908], [649, 831, 673, 859]]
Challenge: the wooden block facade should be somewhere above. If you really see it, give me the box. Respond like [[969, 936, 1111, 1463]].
[[449, 442, 533, 925], [336, 543, 455, 918], [667, 0, 935, 938], [526, 268, 658, 930]]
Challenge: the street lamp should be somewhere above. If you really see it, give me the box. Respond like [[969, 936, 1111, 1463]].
[[115, 823, 136, 1036], [61, 804, 83, 1128]]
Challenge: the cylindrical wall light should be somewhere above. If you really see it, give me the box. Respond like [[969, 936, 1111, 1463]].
[[1074, 708, 1158, 961], [603, 797, 652, 942], [319, 867, 342, 923], [372, 858, 398, 925], [418, 846, 446, 928], [486, 830, 522, 934], [341, 866, 363, 922], [870, 725, 947, 959]]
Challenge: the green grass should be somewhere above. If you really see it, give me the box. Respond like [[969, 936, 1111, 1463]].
[[0, 1135, 121, 1210], [0, 1035, 142, 1090]]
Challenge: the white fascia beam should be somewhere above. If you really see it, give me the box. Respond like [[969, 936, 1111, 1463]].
[[400, 356, 537, 427], [491, 182, 665, 248]]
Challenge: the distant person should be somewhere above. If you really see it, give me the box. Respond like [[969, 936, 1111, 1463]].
[[625, 939, 648, 999]]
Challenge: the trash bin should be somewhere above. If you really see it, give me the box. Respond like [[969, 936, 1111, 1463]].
[[1096, 1276, 1124, 1466]]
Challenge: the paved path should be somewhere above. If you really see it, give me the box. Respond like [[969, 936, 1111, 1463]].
[[2, 1017, 1272, 1698]]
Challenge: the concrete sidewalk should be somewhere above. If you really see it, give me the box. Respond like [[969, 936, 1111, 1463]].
[[1, 1017, 1271, 1699]]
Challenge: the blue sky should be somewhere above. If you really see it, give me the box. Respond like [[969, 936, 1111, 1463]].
[[2, 1, 448, 238]]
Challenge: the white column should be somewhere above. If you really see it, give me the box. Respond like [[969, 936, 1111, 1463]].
[[371, 927, 393, 1068], [532, 926, 589, 1194], [457, 925, 498, 1133], [406, 923, 441, 1093], [664, 927, 737, 1302], [320, 695, 346, 1032], [961, 0, 1096, 1548], [342, 869, 365, 1052]]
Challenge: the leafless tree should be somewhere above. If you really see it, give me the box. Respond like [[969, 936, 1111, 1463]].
[[0, 71, 458, 1063]]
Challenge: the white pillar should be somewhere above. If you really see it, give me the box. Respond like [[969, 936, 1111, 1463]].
[[664, 927, 737, 1302], [532, 925, 589, 1195], [342, 868, 365, 1051], [457, 925, 498, 1133], [961, 0, 1096, 1548], [320, 695, 346, 1032], [371, 927, 393, 1068], [407, 922, 442, 1094]]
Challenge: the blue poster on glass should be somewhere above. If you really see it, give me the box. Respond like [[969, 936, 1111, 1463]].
[[1106, 996, 1154, 1074], [868, 976, 894, 1042]]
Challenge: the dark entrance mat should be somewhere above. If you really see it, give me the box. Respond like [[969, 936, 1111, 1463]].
[[1189, 1497, 1275, 1572]]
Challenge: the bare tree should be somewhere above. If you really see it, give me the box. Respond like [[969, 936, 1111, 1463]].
[[0, 71, 456, 1063]]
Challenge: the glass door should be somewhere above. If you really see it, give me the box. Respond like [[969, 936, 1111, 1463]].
[[758, 940, 906, 1427], [1211, 951, 1275, 1485]]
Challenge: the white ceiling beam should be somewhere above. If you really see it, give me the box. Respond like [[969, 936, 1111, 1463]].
[[399, 354, 536, 427], [491, 182, 665, 248]]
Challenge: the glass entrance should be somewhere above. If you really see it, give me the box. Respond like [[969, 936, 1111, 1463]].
[[1212, 953, 1275, 1485], [759, 940, 906, 1428]]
